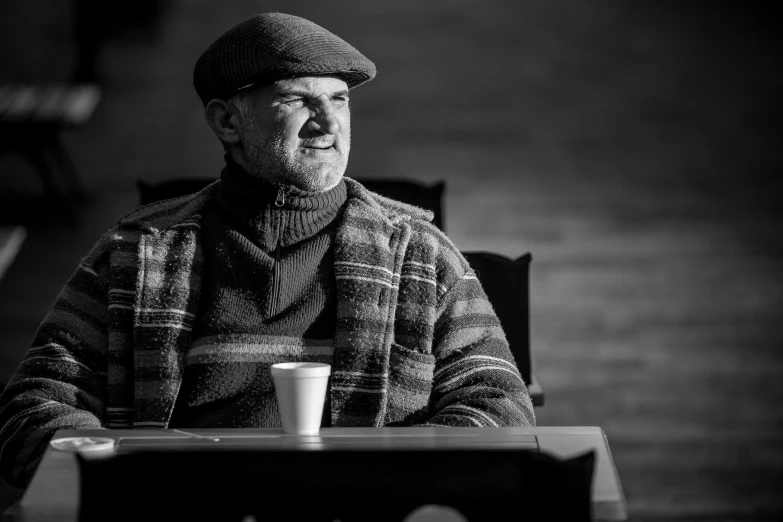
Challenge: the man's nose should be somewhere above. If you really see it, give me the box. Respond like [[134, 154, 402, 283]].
[[308, 98, 340, 135]]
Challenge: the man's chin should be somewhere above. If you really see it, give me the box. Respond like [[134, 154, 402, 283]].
[[308, 174, 345, 192], [243, 153, 346, 192], [290, 167, 345, 192]]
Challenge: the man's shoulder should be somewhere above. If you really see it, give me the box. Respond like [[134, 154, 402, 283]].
[[115, 181, 220, 233], [344, 177, 435, 226], [342, 178, 468, 279]]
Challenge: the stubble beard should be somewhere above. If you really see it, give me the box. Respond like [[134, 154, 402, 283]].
[[240, 117, 349, 192]]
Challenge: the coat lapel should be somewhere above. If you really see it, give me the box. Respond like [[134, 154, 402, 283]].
[[329, 183, 413, 426], [132, 218, 204, 427]]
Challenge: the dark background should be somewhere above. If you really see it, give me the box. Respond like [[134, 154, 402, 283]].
[[1, 0, 781, 519]]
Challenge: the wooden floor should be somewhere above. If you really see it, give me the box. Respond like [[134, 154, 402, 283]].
[[0, 1, 781, 520]]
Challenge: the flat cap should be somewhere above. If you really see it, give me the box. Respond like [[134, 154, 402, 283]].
[[193, 12, 377, 106]]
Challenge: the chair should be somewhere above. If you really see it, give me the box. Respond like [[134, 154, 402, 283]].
[[77, 447, 594, 521], [137, 178, 213, 205], [136, 177, 446, 230], [462, 251, 544, 406]]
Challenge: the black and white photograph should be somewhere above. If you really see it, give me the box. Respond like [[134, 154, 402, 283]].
[[0, 1, 780, 520]]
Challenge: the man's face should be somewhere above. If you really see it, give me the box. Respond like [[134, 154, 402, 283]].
[[235, 75, 351, 192]]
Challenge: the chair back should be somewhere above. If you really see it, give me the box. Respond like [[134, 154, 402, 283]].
[[77, 447, 594, 522], [462, 252, 532, 386], [136, 177, 446, 230], [137, 178, 213, 205]]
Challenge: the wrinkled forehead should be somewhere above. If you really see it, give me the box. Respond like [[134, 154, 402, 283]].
[[273, 76, 350, 95], [238, 75, 351, 101]]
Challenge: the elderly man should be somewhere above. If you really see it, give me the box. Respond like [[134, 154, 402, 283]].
[[0, 12, 535, 488]]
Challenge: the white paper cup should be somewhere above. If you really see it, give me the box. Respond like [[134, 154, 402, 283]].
[[271, 362, 331, 436], [49, 437, 117, 457]]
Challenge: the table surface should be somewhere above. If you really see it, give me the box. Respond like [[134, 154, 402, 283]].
[[0, 84, 101, 126], [4, 426, 627, 522]]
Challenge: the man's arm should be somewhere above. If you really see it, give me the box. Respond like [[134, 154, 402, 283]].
[[424, 269, 535, 427], [0, 241, 111, 488]]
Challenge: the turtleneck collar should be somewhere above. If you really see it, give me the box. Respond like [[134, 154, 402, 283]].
[[214, 156, 348, 248]]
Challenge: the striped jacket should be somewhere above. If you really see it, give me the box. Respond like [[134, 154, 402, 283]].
[[0, 178, 535, 487]]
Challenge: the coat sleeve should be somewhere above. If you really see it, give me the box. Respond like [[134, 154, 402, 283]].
[[422, 267, 536, 427], [0, 238, 111, 488]]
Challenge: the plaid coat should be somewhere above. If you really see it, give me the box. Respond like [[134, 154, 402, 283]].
[[0, 178, 535, 487]]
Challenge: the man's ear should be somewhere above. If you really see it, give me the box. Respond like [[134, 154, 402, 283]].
[[205, 99, 241, 145]]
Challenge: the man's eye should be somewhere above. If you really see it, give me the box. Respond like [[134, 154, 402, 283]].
[[285, 98, 305, 107], [332, 96, 350, 105]]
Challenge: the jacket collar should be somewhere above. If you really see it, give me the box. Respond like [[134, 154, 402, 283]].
[[342, 177, 433, 226], [117, 176, 434, 234]]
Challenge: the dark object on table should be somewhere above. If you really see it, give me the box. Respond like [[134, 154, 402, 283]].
[[77, 447, 594, 521]]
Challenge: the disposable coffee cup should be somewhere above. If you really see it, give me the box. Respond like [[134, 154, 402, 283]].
[[271, 362, 331, 436], [49, 437, 117, 458]]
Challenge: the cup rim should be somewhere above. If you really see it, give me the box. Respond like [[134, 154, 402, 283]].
[[271, 362, 331, 377]]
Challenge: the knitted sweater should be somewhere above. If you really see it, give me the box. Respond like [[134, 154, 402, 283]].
[[0, 177, 535, 488], [171, 165, 346, 428]]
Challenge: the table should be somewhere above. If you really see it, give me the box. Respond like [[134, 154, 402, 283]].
[[0, 84, 101, 209], [0, 226, 26, 282], [3, 427, 627, 521]]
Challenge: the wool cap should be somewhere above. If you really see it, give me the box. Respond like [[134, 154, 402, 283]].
[[193, 12, 377, 106]]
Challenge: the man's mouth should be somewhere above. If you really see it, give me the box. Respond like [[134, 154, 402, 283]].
[[302, 144, 335, 151], [302, 140, 335, 150]]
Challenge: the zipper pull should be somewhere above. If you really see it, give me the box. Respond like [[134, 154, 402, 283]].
[[275, 185, 286, 207]]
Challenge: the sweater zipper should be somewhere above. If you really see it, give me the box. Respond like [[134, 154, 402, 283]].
[[271, 185, 286, 311], [275, 185, 286, 208]]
